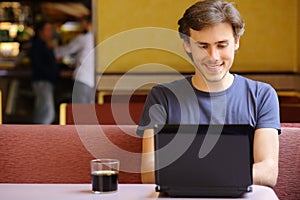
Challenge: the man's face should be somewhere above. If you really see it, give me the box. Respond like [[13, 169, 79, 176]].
[[81, 19, 88, 31], [184, 23, 240, 83], [40, 23, 53, 41]]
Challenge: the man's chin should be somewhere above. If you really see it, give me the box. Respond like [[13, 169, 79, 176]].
[[203, 72, 228, 83]]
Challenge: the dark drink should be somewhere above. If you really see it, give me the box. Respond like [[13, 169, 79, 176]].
[[92, 170, 118, 193]]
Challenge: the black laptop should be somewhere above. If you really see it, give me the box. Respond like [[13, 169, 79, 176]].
[[154, 124, 254, 198]]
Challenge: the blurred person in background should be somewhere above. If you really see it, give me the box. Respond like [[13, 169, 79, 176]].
[[54, 16, 94, 103], [30, 21, 59, 124]]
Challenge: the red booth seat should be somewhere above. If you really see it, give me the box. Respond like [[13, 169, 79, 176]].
[[0, 125, 142, 184], [0, 124, 299, 199]]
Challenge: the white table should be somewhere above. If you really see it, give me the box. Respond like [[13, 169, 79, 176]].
[[0, 184, 278, 200]]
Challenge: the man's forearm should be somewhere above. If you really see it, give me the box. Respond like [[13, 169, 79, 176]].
[[141, 129, 155, 183], [253, 160, 278, 187]]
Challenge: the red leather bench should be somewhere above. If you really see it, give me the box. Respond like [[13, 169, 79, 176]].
[[59, 103, 145, 125], [0, 125, 142, 184], [273, 124, 300, 199], [0, 124, 299, 199]]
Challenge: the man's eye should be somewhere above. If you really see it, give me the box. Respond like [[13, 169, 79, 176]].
[[198, 45, 208, 49], [218, 44, 228, 48]]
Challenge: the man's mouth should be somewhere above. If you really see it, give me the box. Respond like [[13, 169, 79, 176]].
[[205, 62, 224, 72]]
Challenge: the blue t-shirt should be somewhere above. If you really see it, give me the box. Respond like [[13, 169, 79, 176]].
[[137, 74, 281, 136]]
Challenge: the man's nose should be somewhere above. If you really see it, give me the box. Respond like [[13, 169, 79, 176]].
[[207, 47, 221, 62]]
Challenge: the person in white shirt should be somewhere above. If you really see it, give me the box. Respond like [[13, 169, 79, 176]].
[[55, 16, 95, 103]]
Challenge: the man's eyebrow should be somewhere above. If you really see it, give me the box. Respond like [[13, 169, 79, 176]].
[[216, 40, 229, 44], [194, 41, 209, 45], [194, 40, 229, 45]]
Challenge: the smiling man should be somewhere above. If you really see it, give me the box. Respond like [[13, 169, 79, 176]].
[[185, 23, 238, 91], [137, 0, 280, 187]]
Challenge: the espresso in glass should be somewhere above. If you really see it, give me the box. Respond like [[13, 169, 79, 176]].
[[90, 159, 119, 193], [92, 170, 118, 193]]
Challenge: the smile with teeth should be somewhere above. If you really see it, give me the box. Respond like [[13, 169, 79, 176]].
[[205, 62, 224, 71]]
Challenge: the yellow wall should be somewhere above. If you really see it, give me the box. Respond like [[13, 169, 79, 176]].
[[95, 0, 196, 73], [233, 0, 298, 72], [95, 0, 299, 74]]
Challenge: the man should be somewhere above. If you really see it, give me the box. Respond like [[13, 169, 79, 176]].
[[31, 21, 59, 124], [137, 0, 280, 187], [54, 16, 94, 103]]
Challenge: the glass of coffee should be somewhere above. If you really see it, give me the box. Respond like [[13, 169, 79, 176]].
[[90, 159, 119, 193]]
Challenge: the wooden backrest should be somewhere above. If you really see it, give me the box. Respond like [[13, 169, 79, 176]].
[[59, 92, 147, 125], [0, 125, 142, 184], [278, 92, 300, 122], [273, 126, 300, 199], [97, 91, 148, 105]]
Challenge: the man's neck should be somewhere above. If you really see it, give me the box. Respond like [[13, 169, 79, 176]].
[[191, 72, 234, 93]]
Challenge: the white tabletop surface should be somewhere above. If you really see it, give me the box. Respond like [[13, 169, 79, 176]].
[[0, 184, 278, 200]]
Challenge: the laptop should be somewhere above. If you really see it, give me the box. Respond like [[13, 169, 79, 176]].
[[154, 124, 254, 198]]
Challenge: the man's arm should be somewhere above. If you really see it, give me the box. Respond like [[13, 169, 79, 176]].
[[54, 35, 83, 58], [252, 128, 279, 187], [141, 129, 155, 184]]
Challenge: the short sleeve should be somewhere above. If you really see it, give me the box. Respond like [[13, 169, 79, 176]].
[[256, 84, 281, 134], [136, 86, 167, 137]]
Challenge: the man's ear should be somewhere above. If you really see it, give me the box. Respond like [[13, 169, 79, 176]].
[[234, 36, 240, 51], [183, 38, 192, 53]]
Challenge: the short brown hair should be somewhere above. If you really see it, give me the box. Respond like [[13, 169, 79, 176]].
[[178, 0, 245, 40]]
